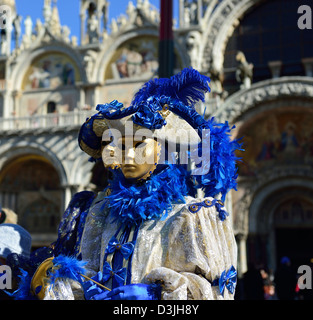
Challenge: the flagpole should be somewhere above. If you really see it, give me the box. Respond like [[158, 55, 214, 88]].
[[158, 0, 174, 78]]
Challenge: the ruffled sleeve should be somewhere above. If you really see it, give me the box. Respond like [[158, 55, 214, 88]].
[[132, 196, 237, 300]]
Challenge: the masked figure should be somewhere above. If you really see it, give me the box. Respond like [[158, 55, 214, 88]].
[[9, 68, 241, 300]]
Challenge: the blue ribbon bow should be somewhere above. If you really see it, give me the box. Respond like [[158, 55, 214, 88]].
[[105, 236, 134, 260], [213, 266, 237, 297], [102, 261, 127, 287], [96, 100, 124, 116]]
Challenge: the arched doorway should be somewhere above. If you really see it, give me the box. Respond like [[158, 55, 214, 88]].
[[248, 185, 313, 272], [230, 105, 313, 274], [274, 197, 313, 268], [0, 154, 62, 245]]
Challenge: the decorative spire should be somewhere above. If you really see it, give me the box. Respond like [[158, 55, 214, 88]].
[[50, 1, 61, 36], [43, 0, 52, 24], [0, 0, 16, 15]]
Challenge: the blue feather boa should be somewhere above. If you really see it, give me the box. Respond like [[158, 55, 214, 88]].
[[101, 165, 190, 226], [7, 268, 36, 300], [195, 117, 243, 202]]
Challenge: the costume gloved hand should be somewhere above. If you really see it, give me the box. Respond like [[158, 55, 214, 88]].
[[91, 283, 161, 300], [82, 271, 108, 300]]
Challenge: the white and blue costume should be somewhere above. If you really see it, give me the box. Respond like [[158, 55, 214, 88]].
[[10, 68, 241, 300]]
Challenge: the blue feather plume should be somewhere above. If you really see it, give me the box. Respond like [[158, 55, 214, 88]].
[[131, 67, 210, 108], [9, 255, 87, 300], [130, 77, 167, 108], [49, 255, 87, 286], [163, 67, 211, 105]]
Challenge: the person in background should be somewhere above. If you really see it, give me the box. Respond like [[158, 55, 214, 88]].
[[0, 205, 18, 225], [0, 223, 32, 300], [242, 263, 265, 300], [274, 256, 297, 300]]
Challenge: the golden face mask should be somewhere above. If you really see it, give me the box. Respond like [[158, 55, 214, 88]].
[[30, 257, 54, 300], [102, 137, 161, 180]]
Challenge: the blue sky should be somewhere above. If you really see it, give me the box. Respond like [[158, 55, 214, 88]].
[[14, 0, 169, 43]]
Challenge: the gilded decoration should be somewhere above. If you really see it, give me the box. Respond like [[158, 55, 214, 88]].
[[22, 52, 81, 90], [237, 110, 313, 176], [105, 36, 182, 81]]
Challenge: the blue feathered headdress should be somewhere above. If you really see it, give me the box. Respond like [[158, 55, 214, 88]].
[[79, 67, 242, 201], [95, 67, 210, 131]]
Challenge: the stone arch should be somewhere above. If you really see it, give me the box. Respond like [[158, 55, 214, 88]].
[[223, 79, 313, 271], [11, 43, 87, 91], [95, 30, 156, 83], [0, 153, 60, 186], [95, 30, 188, 84], [0, 143, 68, 187], [247, 176, 313, 269], [0, 151, 65, 239], [226, 82, 313, 236], [249, 177, 313, 235], [201, 0, 262, 72]]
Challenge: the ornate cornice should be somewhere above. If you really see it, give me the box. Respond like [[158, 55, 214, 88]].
[[214, 77, 313, 123]]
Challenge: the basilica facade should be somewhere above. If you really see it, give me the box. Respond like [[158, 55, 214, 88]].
[[0, 0, 313, 278]]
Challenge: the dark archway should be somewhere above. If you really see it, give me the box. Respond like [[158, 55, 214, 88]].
[[248, 185, 313, 271], [274, 197, 313, 268], [0, 154, 62, 235]]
